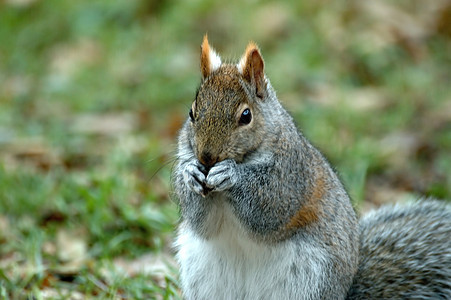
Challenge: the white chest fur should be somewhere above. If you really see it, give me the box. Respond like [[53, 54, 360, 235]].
[[175, 202, 329, 300]]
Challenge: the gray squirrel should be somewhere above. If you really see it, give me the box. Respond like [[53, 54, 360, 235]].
[[173, 36, 451, 299]]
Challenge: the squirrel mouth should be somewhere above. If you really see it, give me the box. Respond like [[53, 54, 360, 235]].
[[201, 184, 213, 197], [201, 166, 211, 176], [191, 164, 212, 197], [200, 166, 213, 196]]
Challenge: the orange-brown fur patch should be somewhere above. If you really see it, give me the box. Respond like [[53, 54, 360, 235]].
[[285, 175, 324, 230], [200, 35, 211, 78]]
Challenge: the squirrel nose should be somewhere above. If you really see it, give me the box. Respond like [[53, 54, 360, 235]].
[[199, 151, 217, 169]]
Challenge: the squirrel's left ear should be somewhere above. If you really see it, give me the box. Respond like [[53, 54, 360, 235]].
[[238, 42, 265, 98], [200, 35, 222, 80]]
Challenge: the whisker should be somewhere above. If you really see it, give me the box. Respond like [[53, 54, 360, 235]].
[[148, 156, 177, 182]]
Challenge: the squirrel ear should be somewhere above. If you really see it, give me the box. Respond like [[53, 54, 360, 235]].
[[200, 35, 222, 79], [238, 42, 265, 98]]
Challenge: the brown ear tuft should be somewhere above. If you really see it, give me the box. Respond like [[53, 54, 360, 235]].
[[239, 42, 265, 98], [200, 35, 210, 79], [200, 34, 222, 79]]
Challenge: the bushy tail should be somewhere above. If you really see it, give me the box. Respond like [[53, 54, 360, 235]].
[[347, 200, 451, 299]]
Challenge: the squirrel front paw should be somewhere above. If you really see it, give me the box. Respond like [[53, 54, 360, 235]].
[[206, 159, 238, 192], [182, 160, 207, 196]]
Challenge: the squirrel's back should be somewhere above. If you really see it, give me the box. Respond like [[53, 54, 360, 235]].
[[347, 200, 451, 299]]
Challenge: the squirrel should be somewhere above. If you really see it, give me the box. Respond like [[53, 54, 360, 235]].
[[173, 35, 451, 300]]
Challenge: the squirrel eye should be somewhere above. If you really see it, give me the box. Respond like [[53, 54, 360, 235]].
[[189, 109, 194, 122], [239, 108, 252, 125]]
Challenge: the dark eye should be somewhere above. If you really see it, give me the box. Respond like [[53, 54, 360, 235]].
[[239, 108, 252, 125], [189, 109, 194, 122]]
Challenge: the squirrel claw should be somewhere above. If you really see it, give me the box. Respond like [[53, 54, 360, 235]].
[[205, 159, 238, 192], [183, 161, 207, 196]]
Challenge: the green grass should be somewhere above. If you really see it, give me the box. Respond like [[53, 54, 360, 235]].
[[1, 0, 450, 298]]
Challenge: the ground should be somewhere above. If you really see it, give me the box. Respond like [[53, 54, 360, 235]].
[[1, 0, 450, 298]]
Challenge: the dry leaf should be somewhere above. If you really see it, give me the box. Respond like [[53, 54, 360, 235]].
[[101, 252, 177, 291], [112, 253, 176, 278], [71, 113, 136, 136], [0, 216, 11, 238], [252, 3, 291, 42], [50, 39, 102, 77], [56, 229, 88, 274], [1, 76, 32, 100], [0, 137, 60, 171], [379, 132, 419, 168], [344, 88, 388, 112], [364, 182, 413, 213], [39, 289, 84, 300]]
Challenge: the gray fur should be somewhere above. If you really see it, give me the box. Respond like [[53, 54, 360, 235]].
[[347, 200, 451, 299], [173, 40, 451, 299], [182, 160, 206, 195], [205, 159, 238, 192], [174, 46, 358, 299]]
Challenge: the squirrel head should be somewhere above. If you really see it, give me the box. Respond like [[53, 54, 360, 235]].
[[189, 35, 268, 169]]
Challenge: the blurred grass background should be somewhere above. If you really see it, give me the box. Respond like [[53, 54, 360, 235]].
[[1, 0, 450, 298]]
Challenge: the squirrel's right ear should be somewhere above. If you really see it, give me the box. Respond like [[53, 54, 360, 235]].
[[200, 35, 222, 80], [238, 42, 265, 98]]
